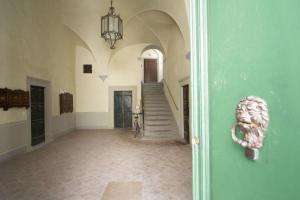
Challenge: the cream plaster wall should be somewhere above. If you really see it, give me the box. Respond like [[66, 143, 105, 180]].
[[0, 0, 76, 154], [164, 25, 190, 126], [75, 46, 106, 112]]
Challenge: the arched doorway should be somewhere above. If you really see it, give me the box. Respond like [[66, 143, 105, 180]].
[[141, 49, 164, 83]]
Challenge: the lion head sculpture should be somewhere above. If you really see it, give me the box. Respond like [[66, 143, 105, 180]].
[[232, 96, 269, 150]]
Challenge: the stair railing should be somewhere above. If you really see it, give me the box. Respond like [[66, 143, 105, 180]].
[[141, 82, 145, 132], [162, 79, 179, 110]]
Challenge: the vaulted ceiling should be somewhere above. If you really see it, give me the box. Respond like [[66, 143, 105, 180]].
[[59, 0, 190, 65]]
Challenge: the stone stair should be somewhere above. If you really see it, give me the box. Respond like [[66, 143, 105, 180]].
[[142, 82, 181, 141]]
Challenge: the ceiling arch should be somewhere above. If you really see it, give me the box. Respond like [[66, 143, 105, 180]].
[[141, 45, 165, 57], [64, 25, 97, 62], [108, 9, 184, 64], [60, 0, 189, 70], [125, 9, 185, 41]]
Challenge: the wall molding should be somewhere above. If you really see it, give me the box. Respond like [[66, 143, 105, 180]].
[[0, 120, 26, 128], [179, 77, 191, 141], [190, 0, 210, 199], [179, 76, 190, 84], [0, 113, 76, 163], [0, 120, 27, 162]]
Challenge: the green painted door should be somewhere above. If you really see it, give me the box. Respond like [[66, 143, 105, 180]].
[[191, 0, 300, 200], [114, 91, 132, 128], [30, 86, 45, 146]]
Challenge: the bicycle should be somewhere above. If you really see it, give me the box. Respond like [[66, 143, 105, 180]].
[[132, 112, 143, 138]]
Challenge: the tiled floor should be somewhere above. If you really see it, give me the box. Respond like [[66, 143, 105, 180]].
[[0, 130, 192, 200]]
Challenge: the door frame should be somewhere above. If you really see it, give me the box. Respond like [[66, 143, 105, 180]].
[[179, 77, 191, 142], [26, 77, 52, 152], [190, 0, 210, 199], [109, 86, 137, 129], [113, 91, 133, 128]]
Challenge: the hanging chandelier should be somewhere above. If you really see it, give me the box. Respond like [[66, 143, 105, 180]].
[[101, 0, 123, 49]]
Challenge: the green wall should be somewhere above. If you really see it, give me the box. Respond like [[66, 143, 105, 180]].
[[208, 0, 300, 199]]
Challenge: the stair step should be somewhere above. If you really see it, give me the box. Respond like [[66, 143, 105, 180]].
[[144, 96, 166, 98], [145, 115, 172, 118], [144, 106, 169, 109], [143, 94, 165, 97], [144, 108, 170, 112], [144, 99, 166, 102], [141, 82, 180, 142], [145, 115, 172, 119], [144, 100, 168, 103], [145, 122, 173, 126], [144, 104, 169, 107], [145, 119, 172, 122], [145, 109, 170, 112]]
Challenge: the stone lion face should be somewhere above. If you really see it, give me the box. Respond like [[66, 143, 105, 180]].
[[236, 96, 269, 149]]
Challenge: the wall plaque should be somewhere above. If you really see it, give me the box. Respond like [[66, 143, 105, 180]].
[[0, 88, 29, 111], [60, 93, 73, 114], [83, 64, 92, 73]]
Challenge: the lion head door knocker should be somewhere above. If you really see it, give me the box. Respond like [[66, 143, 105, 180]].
[[231, 96, 269, 160]]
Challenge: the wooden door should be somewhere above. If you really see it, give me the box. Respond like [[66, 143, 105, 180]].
[[30, 86, 45, 146], [114, 91, 132, 128], [144, 59, 158, 83], [183, 85, 190, 143]]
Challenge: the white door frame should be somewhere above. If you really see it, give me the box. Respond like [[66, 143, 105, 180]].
[[26, 77, 52, 152]]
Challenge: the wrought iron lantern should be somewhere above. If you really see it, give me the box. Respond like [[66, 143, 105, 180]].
[[101, 0, 123, 49]]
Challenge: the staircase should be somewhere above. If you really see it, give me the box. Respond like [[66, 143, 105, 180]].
[[142, 82, 180, 141]]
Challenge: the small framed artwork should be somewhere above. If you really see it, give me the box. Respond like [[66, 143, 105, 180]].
[[83, 64, 92, 74]]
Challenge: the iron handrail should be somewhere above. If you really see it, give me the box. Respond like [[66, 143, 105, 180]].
[[141, 82, 145, 131], [162, 79, 179, 110]]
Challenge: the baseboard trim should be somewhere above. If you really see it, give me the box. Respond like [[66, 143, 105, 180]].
[[0, 127, 75, 163], [0, 145, 27, 163]]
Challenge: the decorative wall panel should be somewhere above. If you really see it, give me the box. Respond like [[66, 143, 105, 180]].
[[60, 93, 73, 114], [0, 88, 29, 111]]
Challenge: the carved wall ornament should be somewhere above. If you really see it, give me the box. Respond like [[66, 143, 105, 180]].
[[231, 96, 269, 160], [99, 75, 108, 82]]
